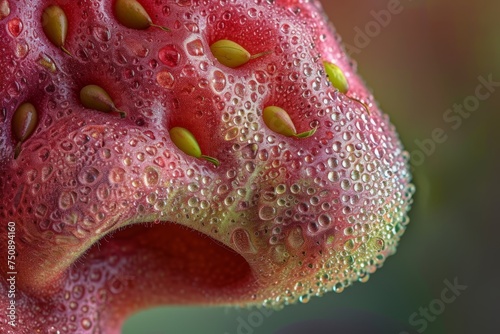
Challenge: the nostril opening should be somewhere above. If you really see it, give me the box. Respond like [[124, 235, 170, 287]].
[[93, 221, 254, 290]]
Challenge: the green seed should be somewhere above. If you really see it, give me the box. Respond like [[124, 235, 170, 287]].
[[80, 85, 125, 118], [169, 127, 220, 166], [210, 39, 272, 68], [323, 61, 349, 94], [263, 106, 316, 138], [114, 0, 169, 31], [12, 102, 38, 158], [42, 5, 72, 56]]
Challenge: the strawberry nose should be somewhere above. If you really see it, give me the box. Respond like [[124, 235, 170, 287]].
[[0, 0, 413, 332]]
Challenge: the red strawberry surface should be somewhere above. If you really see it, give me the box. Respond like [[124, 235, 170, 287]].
[[0, 0, 414, 333]]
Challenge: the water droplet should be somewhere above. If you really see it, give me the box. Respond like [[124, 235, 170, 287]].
[[187, 183, 199, 192], [124, 38, 149, 57], [287, 226, 304, 249], [154, 157, 165, 167], [333, 282, 344, 293], [158, 44, 181, 67], [211, 70, 226, 92], [341, 179, 351, 190], [176, 0, 192, 6], [81, 318, 92, 330], [33, 209, 48, 226], [344, 239, 355, 251], [14, 40, 28, 58], [157, 70, 175, 89], [109, 277, 124, 294], [369, 237, 385, 252], [308, 222, 319, 233], [143, 166, 159, 187], [271, 245, 289, 264], [78, 167, 101, 185], [69, 301, 78, 310], [59, 191, 77, 210], [299, 294, 310, 303], [0, 0, 10, 20], [318, 214, 332, 227], [37, 53, 57, 72], [100, 148, 112, 160], [186, 39, 204, 56], [8, 17, 22, 37], [47, 327, 60, 334], [41, 165, 54, 182], [89, 268, 102, 282], [290, 184, 300, 194], [247, 8, 257, 17], [109, 167, 126, 184], [241, 143, 258, 159], [224, 127, 239, 140], [72, 284, 85, 300], [259, 205, 276, 220], [145, 146, 157, 156], [93, 25, 111, 41], [276, 184, 286, 194], [231, 228, 257, 254]]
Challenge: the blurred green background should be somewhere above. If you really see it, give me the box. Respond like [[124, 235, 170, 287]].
[[124, 1, 500, 333]]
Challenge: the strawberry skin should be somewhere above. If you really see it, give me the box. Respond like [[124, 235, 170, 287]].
[[0, 0, 413, 333]]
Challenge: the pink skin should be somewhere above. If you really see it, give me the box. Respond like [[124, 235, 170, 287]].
[[0, 0, 413, 333]]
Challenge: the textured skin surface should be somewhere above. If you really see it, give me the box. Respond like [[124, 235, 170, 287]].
[[0, 0, 413, 333]]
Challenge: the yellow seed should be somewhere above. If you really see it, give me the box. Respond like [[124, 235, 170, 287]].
[[263, 106, 316, 138], [210, 39, 271, 68], [80, 85, 125, 118], [12, 102, 38, 158], [323, 61, 349, 94], [42, 5, 72, 56], [114, 0, 169, 31], [169, 127, 220, 166]]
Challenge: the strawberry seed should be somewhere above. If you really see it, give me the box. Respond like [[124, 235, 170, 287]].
[[79, 85, 125, 118], [169, 127, 220, 166], [263, 106, 316, 138], [42, 5, 72, 56], [114, 0, 169, 32], [323, 61, 349, 94], [12, 102, 38, 158], [210, 39, 271, 68]]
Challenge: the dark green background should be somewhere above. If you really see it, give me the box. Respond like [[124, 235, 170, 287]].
[[124, 1, 500, 333]]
